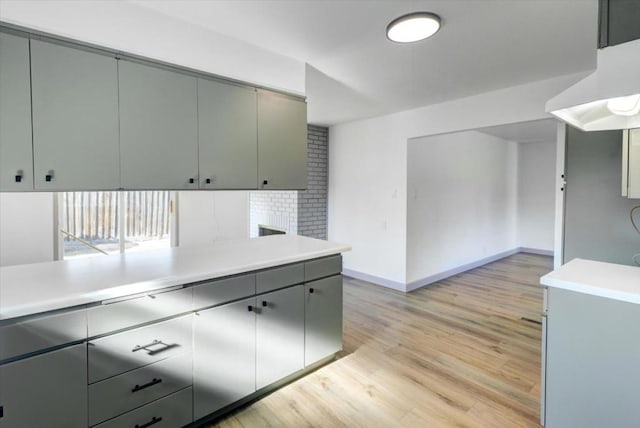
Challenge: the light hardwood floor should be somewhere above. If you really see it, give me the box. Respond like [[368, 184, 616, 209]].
[[210, 253, 552, 428]]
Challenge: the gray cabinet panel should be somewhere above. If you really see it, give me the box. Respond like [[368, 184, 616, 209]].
[[93, 387, 192, 428], [119, 61, 198, 190], [304, 275, 343, 365], [31, 39, 120, 190], [256, 285, 304, 389], [305, 255, 342, 282], [194, 297, 256, 419], [256, 263, 304, 294], [88, 315, 192, 384], [545, 288, 640, 427], [257, 90, 307, 190], [0, 344, 87, 427], [193, 273, 255, 311], [89, 352, 192, 426], [198, 79, 258, 189], [0, 308, 87, 361], [0, 33, 33, 191]]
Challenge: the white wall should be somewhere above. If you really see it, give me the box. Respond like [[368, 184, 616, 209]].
[[406, 131, 518, 287], [0, 0, 305, 95], [0, 193, 54, 266], [329, 72, 585, 289], [517, 141, 556, 252], [178, 192, 249, 247]]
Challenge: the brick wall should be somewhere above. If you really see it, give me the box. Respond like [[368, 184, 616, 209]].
[[298, 125, 328, 239], [249, 125, 329, 239]]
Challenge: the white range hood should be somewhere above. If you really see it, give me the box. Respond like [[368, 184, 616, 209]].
[[546, 38, 640, 131]]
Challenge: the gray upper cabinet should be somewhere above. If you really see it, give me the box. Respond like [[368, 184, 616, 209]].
[[119, 61, 198, 190], [257, 90, 307, 190], [0, 32, 33, 191], [198, 79, 258, 189], [30, 39, 120, 190]]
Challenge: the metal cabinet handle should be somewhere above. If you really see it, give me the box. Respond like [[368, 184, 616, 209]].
[[15, 170, 23, 183], [262, 179, 269, 187], [45, 171, 54, 182], [262, 300, 268, 307], [135, 416, 163, 428], [248, 305, 254, 312], [189, 178, 195, 184], [132, 339, 178, 355], [309, 288, 315, 294], [131, 377, 162, 393], [205, 178, 211, 184]]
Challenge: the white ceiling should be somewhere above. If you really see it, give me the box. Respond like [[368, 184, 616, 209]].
[[478, 118, 559, 144], [132, 0, 598, 126]]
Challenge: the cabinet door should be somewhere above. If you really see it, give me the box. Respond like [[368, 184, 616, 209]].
[[31, 39, 120, 190], [0, 32, 33, 191], [257, 90, 307, 190], [304, 275, 343, 366], [256, 285, 304, 389], [198, 79, 257, 189], [119, 61, 198, 190], [0, 344, 87, 428], [194, 297, 256, 419]]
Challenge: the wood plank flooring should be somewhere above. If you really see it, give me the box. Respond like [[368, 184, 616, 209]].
[[209, 253, 552, 428]]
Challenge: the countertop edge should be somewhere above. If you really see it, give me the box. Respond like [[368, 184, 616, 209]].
[[0, 237, 351, 321]]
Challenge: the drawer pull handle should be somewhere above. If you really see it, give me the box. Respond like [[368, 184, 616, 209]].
[[135, 416, 163, 428], [132, 339, 179, 356], [132, 377, 163, 393]]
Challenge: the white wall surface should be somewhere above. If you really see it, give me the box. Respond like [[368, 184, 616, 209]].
[[517, 141, 556, 252], [178, 192, 249, 247], [0, 0, 305, 95], [0, 193, 54, 266], [329, 72, 584, 288], [406, 131, 518, 285]]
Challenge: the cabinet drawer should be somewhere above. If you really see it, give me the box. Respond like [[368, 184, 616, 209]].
[[93, 387, 193, 428], [88, 286, 193, 337], [256, 263, 304, 294], [193, 274, 255, 310], [89, 315, 192, 384], [89, 353, 192, 426], [305, 255, 342, 282], [0, 308, 87, 361]]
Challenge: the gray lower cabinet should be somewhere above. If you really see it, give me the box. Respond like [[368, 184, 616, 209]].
[[257, 90, 307, 190], [93, 387, 192, 428], [256, 285, 305, 389], [198, 79, 257, 189], [0, 344, 87, 428], [544, 287, 640, 427], [0, 32, 33, 191], [194, 297, 256, 419], [304, 275, 343, 366], [119, 60, 199, 190], [30, 39, 120, 190]]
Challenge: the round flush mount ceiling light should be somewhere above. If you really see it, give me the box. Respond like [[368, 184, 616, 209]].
[[386, 12, 441, 43]]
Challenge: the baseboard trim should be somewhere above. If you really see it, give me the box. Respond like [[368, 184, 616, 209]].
[[518, 247, 554, 256], [406, 248, 522, 292], [341, 269, 406, 292], [344, 248, 554, 293]]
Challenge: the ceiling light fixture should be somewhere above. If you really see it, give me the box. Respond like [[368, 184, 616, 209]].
[[386, 12, 441, 43], [607, 94, 640, 116]]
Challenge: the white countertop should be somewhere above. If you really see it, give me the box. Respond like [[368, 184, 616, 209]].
[[0, 235, 350, 321], [541, 258, 640, 304]]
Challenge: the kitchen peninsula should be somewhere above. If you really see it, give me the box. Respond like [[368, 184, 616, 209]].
[[0, 235, 350, 427], [540, 258, 640, 427]]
